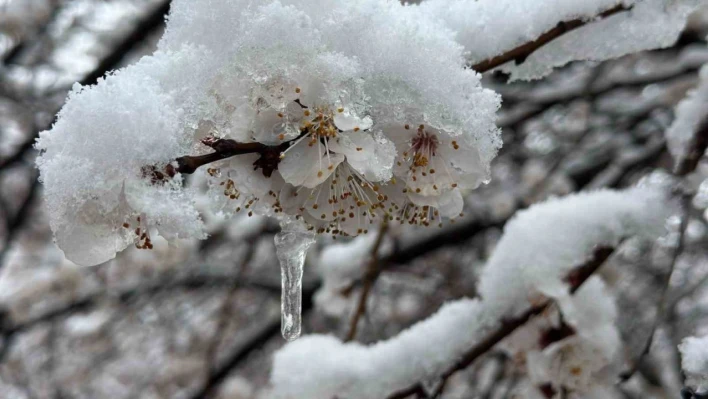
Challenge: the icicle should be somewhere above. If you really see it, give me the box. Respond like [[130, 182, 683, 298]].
[[274, 218, 316, 341]]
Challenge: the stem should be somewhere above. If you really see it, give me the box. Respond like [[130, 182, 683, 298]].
[[174, 140, 273, 175], [345, 223, 389, 342]]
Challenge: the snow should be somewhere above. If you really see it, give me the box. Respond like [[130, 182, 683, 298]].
[[270, 187, 671, 398], [478, 186, 671, 316], [417, 0, 700, 80], [35, 46, 213, 266], [36, 0, 503, 267], [525, 277, 621, 392], [681, 335, 708, 392], [666, 63, 708, 169]]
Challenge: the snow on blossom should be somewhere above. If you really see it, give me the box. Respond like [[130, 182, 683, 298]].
[[417, 0, 701, 80], [35, 47, 215, 266], [666, 63, 708, 169], [681, 335, 708, 392], [526, 278, 622, 393], [270, 187, 671, 398], [36, 0, 502, 266], [478, 186, 671, 317]]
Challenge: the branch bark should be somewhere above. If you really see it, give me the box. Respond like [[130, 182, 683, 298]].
[[472, 4, 633, 73], [386, 246, 617, 399], [345, 223, 389, 342], [675, 116, 708, 176]]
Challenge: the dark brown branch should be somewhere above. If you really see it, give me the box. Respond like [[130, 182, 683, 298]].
[[203, 234, 259, 373], [172, 139, 290, 177], [675, 115, 708, 176], [387, 246, 617, 399], [345, 223, 389, 342], [80, 1, 172, 87], [472, 4, 633, 73], [189, 283, 320, 399]]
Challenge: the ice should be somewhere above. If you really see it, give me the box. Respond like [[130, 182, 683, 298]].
[[274, 219, 316, 341]]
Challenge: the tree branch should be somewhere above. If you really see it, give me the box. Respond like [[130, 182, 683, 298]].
[[345, 223, 389, 342], [386, 246, 617, 399], [675, 115, 708, 176], [472, 4, 633, 73], [168, 137, 292, 178]]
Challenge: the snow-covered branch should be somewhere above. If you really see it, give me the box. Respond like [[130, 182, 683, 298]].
[[270, 187, 672, 398], [419, 0, 701, 80], [667, 64, 708, 176], [470, 3, 633, 73]]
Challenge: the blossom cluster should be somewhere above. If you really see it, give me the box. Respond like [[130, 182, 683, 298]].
[[36, 0, 501, 266]]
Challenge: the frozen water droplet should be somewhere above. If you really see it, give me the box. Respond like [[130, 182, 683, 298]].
[[274, 218, 316, 341]]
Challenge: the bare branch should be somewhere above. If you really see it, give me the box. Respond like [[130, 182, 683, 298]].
[[675, 116, 708, 176], [172, 138, 291, 178], [345, 223, 389, 342]]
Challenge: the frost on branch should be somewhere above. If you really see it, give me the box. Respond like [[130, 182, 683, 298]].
[[666, 63, 708, 172], [36, 0, 501, 267], [682, 335, 708, 394], [418, 0, 701, 80], [270, 187, 671, 399]]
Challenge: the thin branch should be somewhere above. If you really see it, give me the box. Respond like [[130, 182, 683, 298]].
[[203, 235, 259, 372], [345, 223, 389, 342], [189, 283, 320, 399], [0, 173, 39, 268], [173, 139, 287, 176], [0, 272, 279, 350], [387, 246, 617, 399], [619, 194, 690, 382], [675, 115, 708, 176], [79, 1, 172, 87], [472, 4, 633, 73]]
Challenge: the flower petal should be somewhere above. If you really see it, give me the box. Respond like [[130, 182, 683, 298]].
[[328, 131, 395, 182], [333, 110, 373, 132], [279, 142, 344, 189]]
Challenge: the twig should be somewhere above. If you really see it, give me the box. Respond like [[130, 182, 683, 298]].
[[172, 139, 289, 178], [0, 173, 39, 268], [675, 116, 708, 176], [619, 194, 690, 382], [203, 234, 259, 372], [79, 1, 172, 87], [189, 282, 320, 399], [472, 4, 632, 73], [387, 246, 617, 399], [345, 223, 389, 342]]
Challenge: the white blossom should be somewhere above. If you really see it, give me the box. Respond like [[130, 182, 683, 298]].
[[36, 0, 502, 266]]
